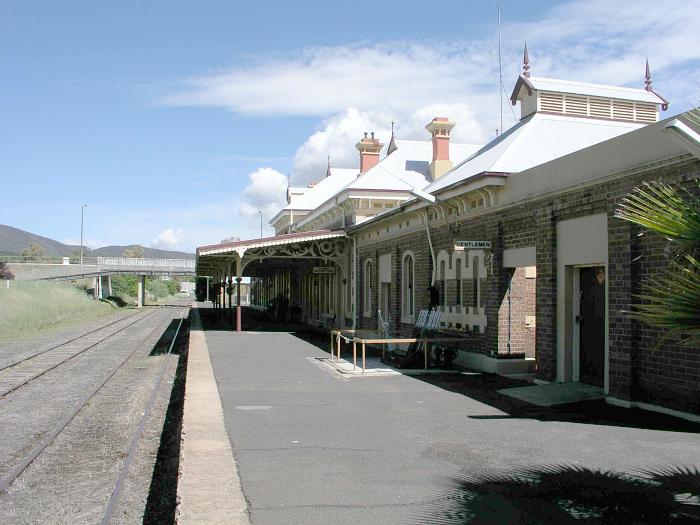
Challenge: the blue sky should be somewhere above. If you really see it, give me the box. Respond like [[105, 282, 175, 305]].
[[1, 0, 698, 252]]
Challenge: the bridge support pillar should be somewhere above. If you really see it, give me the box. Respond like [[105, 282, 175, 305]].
[[137, 275, 146, 307]]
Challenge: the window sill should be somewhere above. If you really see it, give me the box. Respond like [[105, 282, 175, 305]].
[[401, 315, 414, 325]]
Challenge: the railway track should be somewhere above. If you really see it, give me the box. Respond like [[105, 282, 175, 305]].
[[0, 303, 190, 503], [101, 314, 185, 524], [0, 307, 147, 373], [0, 307, 161, 399]]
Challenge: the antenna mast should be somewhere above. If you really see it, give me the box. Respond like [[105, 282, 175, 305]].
[[497, 0, 503, 135]]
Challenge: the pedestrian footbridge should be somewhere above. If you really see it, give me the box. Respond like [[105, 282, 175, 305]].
[[4, 256, 195, 281], [3, 256, 195, 306]]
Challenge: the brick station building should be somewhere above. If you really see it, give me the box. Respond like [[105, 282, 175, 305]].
[[197, 53, 700, 419]]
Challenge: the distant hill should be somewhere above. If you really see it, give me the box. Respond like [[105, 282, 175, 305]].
[[90, 245, 195, 259], [0, 224, 81, 256], [0, 224, 195, 260]]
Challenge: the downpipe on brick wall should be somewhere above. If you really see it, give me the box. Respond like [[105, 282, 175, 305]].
[[352, 234, 357, 329], [421, 209, 437, 286]]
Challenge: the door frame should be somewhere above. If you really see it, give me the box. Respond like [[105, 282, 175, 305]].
[[569, 263, 608, 389]]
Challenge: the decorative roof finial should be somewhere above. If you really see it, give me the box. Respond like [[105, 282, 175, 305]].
[[326, 155, 331, 177], [387, 119, 398, 155], [644, 58, 652, 91], [523, 42, 530, 78]]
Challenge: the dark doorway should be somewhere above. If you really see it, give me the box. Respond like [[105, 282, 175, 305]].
[[579, 266, 606, 386]]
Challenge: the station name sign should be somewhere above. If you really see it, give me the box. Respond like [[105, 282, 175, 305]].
[[454, 240, 491, 250], [313, 266, 335, 274]]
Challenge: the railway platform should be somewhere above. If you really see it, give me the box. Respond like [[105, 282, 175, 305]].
[[176, 305, 700, 525]]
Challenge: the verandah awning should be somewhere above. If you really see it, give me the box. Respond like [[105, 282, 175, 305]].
[[196, 229, 347, 276]]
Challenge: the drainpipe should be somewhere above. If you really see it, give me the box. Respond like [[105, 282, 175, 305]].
[[507, 276, 512, 354], [352, 235, 357, 329], [422, 209, 437, 285]]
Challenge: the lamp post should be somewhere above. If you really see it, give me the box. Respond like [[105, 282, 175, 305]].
[[80, 203, 87, 265], [259, 210, 263, 238]]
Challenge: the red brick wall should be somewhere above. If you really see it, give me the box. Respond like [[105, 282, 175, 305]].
[[498, 267, 536, 357]]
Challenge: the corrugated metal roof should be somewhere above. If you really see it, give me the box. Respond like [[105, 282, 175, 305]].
[[294, 138, 480, 228], [346, 139, 481, 191], [527, 76, 666, 104], [426, 112, 644, 194], [283, 169, 358, 211]]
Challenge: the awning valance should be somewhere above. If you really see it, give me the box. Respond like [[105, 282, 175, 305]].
[[196, 229, 347, 276]]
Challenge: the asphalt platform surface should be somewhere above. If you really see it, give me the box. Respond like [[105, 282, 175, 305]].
[[205, 312, 700, 525]]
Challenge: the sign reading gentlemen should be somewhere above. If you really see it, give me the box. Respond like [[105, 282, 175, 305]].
[[454, 240, 491, 250]]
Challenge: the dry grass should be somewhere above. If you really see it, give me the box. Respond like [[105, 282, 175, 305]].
[[0, 281, 114, 341]]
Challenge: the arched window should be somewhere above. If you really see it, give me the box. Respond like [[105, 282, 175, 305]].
[[363, 259, 373, 316], [402, 253, 415, 321]]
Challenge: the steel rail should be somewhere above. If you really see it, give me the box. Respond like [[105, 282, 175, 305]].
[[0, 306, 187, 493], [0, 308, 162, 399], [101, 313, 186, 524], [0, 307, 149, 374]]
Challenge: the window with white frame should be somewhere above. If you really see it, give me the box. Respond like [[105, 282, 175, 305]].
[[402, 252, 415, 322], [363, 259, 373, 316]]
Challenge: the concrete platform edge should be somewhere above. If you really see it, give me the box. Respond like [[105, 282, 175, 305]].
[[176, 305, 250, 524]]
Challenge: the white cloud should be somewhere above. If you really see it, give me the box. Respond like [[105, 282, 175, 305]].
[[152, 228, 186, 250], [162, 43, 476, 117], [156, 0, 700, 244], [290, 104, 487, 184], [164, 0, 699, 121], [239, 167, 289, 218], [63, 238, 101, 249], [162, 0, 700, 189]]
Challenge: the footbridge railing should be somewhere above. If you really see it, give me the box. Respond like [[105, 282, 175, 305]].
[[2, 256, 195, 280]]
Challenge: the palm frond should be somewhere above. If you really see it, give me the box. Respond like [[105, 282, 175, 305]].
[[630, 254, 700, 346], [616, 178, 700, 344], [639, 465, 700, 496], [414, 464, 698, 524], [615, 180, 700, 242]]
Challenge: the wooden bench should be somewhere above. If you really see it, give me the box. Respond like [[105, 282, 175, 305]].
[[310, 313, 336, 330]]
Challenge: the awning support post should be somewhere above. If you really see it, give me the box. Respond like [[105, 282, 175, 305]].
[[236, 257, 242, 332]]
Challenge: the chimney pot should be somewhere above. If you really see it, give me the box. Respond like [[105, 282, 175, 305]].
[[425, 116, 456, 181], [355, 132, 384, 173]]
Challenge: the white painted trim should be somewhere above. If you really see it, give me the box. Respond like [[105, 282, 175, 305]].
[[605, 396, 700, 423], [503, 246, 536, 268], [556, 213, 608, 392], [363, 258, 373, 317]]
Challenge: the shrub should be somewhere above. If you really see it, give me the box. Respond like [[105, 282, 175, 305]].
[[0, 262, 14, 280], [146, 279, 170, 298], [111, 275, 138, 297]]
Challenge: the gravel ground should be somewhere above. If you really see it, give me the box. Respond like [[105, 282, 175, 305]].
[[0, 306, 142, 369], [0, 301, 191, 524]]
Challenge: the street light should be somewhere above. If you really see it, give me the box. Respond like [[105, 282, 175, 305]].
[[259, 210, 263, 238], [80, 203, 87, 265]]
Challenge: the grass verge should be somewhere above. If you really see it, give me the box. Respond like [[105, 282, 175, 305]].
[[0, 281, 116, 342]]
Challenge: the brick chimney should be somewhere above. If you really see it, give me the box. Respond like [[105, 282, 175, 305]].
[[426, 117, 455, 181], [355, 132, 383, 173]]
